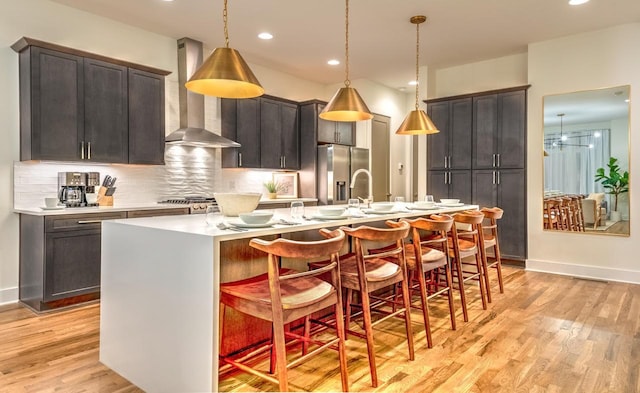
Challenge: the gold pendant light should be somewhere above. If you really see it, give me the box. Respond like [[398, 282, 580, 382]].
[[396, 15, 439, 135], [319, 0, 373, 122], [185, 0, 264, 98]]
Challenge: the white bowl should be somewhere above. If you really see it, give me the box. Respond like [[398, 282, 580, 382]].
[[370, 202, 395, 212], [414, 201, 436, 208], [239, 211, 273, 225], [318, 206, 346, 217], [214, 192, 262, 216], [440, 199, 460, 205]]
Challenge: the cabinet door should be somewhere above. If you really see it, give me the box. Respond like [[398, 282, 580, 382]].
[[27, 47, 84, 161], [427, 170, 450, 201], [260, 98, 282, 169], [497, 90, 526, 169], [44, 229, 101, 301], [472, 94, 498, 169], [280, 102, 299, 169], [472, 169, 498, 208], [236, 98, 261, 168], [84, 58, 128, 163], [448, 98, 473, 170], [427, 102, 449, 170], [496, 169, 527, 259], [221, 98, 238, 168], [128, 69, 165, 164], [316, 103, 337, 144], [336, 121, 355, 145], [449, 170, 472, 203]]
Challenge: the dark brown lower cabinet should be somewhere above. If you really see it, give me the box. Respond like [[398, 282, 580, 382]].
[[427, 170, 472, 203], [19, 208, 189, 312]]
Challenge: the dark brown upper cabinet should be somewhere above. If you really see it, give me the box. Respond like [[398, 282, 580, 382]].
[[13, 37, 170, 164]]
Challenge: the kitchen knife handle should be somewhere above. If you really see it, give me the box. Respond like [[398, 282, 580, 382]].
[[81, 141, 85, 160], [87, 142, 91, 160]]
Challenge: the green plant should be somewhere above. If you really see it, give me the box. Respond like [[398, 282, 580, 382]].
[[263, 180, 282, 193], [595, 157, 629, 211]]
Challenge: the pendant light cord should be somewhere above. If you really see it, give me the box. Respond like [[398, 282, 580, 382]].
[[344, 0, 351, 87], [223, 0, 229, 48], [414, 20, 420, 110]]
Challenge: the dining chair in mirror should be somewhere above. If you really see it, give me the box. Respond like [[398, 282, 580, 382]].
[[543, 85, 630, 236]]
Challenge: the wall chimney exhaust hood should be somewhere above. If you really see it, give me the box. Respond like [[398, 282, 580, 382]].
[[165, 38, 240, 148]]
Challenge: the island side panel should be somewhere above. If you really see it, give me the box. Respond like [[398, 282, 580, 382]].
[[100, 221, 216, 393]]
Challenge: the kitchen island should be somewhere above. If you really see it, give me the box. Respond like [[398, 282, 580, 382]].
[[99, 203, 477, 392]]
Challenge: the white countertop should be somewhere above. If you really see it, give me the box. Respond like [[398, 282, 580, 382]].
[[107, 203, 479, 239], [14, 197, 318, 216]]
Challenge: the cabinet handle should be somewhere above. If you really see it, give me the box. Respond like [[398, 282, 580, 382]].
[[444, 156, 447, 168], [77, 220, 103, 224], [497, 154, 501, 167], [238, 152, 243, 167], [492, 154, 496, 167], [283, 156, 286, 168], [497, 171, 501, 185], [447, 172, 451, 185], [492, 171, 496, 185], [448, 156, 451, 168], [87, 142, 92, 160], [443, 172, 447, 185], [81, 141, 85, 160]]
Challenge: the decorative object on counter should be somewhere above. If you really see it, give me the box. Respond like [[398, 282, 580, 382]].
[[396, 16, 439, 135], [97, 187, 114, 206], [185, 0, 263, 98], [319, 0, 372, 122], [263, 180, 282, 199], [595, 156, 629, 222], [272, 172, 298, 198], [213, 192, 261, 216]]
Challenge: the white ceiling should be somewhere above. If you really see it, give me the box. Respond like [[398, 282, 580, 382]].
[[50, 0, 640, 91]]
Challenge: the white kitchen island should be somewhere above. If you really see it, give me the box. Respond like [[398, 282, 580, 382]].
[[99, 204, 477, 392]]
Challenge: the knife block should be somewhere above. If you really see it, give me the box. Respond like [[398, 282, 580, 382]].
[[97, 186, 114, 206]]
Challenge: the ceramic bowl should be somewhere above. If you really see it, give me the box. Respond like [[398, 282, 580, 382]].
[[239, 211, 273, 225], [370, 202, 395, 212], [414, 201, 436, 208], [318, 206, 346, 217], [214, 192, 262, 216], [440, 199, 460, 205]]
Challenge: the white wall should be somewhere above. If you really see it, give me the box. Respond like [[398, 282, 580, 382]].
[[0, 0, 409, 304], [527, 23, 640, 283]]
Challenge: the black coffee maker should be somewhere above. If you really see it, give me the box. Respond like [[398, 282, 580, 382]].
[[58, 172, 100, 207]]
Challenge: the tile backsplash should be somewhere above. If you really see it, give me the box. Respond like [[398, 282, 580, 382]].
[[14, 146, 275, 208]]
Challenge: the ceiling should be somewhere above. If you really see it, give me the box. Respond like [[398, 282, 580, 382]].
[[51, 0, 640, 91]]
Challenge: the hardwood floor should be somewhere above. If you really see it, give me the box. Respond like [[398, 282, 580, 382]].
[[1, 266, 639, 392]]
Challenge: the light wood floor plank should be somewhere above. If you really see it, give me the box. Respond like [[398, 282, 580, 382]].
[[1, 266, 640, 392]]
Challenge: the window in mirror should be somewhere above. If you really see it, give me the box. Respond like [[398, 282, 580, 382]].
[[543, 85, 630, 236]]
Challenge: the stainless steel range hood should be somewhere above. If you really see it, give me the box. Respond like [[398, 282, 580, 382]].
[[165, 38, 240, 148]]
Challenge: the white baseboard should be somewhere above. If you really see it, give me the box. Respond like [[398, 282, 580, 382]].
[[0, 286, 19, 306], [526, 259, 640, 284]]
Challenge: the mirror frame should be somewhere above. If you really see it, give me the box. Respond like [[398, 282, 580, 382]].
[[542, 85, 631, 237]]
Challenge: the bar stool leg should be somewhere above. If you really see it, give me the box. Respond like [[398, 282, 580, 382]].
[[360, 289, 378, 388], [416, 265, 433, 348], [453, 257, 470, 322]]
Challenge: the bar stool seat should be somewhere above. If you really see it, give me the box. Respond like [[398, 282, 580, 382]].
[[219, 228, 349, 392], [339, 254, 401, 285]]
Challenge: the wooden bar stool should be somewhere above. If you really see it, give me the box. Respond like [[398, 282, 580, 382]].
[[479, 207, 505, 302], [543, 198, 561, 230], [400, 214, 456, 348], [449, 211, 488, 322], [219, 228, 349, 392], [339, 220, 414, 388]]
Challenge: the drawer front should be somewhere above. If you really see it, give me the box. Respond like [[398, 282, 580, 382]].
[[45, 212, 127, 232]]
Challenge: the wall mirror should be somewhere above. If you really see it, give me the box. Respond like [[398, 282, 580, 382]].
[[543, 85, 630, 236]]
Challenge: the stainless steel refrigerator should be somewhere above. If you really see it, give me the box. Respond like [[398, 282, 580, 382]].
[[317, 145, 370, 205]]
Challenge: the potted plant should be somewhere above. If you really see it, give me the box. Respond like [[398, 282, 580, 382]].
[[595, 157, 629, 221], [263, 180, 282, 199]]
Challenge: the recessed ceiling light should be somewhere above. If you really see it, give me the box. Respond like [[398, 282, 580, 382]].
[[327, 59, 340, 66], [408, 80, 418, 86], [569, 0, 589, 5], [258, 32, 273, 40], [594, 131, 601, 138]]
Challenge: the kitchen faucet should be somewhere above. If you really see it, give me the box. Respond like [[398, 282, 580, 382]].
[[350, 168, 373, 207]]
